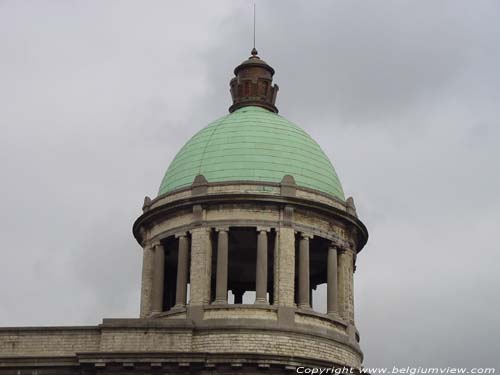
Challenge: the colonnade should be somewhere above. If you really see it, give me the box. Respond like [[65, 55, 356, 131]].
[[140, 227, 355, 323]]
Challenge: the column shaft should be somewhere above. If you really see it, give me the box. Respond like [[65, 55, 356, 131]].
[[327, 245, 339, 315], [255, 230, 268, 304], [151, 243, 165, 313], [139, 243, 155, 318], [174, 235, 189, 308], [215, 229, 229, 303], [298, 235, 310, 308]]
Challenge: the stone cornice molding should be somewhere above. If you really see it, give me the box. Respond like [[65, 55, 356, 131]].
[[133, 193, 368, 252]]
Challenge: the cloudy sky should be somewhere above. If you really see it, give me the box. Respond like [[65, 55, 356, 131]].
[[1, 0, 499, 368]]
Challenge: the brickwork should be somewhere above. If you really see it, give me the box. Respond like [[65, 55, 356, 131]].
[[189, 227, 212, 305], [0, 323, 361, 367], [150, 189, 192, 210], [3, 183, 367, 372], [192, 331, 361, 368], [149, 182, 350, 216], [205, 205, 279, 222], [208, 183, 280, 195], [276, 226, 296, 306], [203, 307, 278, 320], [99, 328, 192, 352], [149, 210, 193, 239], [296, 189, 345, 210], [338, 249, 355, 324], [295, 312, 346, 335], [0, 328, 100, 356]]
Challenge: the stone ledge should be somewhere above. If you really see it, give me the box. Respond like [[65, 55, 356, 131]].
[[150, 180, 346, 212], [204, 304, 277, 311], [0, 326, 99, 333], [295, 308, 348, 328]]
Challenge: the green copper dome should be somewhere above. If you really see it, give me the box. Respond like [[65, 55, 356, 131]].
[[159, 106, 345, 200]]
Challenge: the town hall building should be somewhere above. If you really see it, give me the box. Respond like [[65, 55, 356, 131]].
[[0, 49, 369, 374]]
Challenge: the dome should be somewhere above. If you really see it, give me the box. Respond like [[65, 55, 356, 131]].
[[158, 106, 345, 200]]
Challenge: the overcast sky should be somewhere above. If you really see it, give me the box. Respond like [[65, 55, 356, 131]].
[[1, 0, 499, 368]]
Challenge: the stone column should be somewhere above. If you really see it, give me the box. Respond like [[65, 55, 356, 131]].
[[174, 234, 189, 308], [327, 245, 339, 316], [151, 242, 165, 314], [214, 228, 229, 304], [255, 229, 268, 304], [139, 242, 155, 318], [298, 234, 311, 309]]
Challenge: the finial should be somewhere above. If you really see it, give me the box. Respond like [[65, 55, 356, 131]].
[[228, 2, 279, 113], [228, 50, 279, 113]]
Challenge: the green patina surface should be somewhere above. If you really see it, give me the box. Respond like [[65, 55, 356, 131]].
[[159, 106, 345, 200]]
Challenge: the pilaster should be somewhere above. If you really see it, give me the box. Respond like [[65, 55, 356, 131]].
[[189, 227, 212, 305], [275, 227, 295, 306]]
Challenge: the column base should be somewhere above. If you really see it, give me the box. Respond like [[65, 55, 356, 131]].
[[171, 304, 187, 311], [327, 311, 341, 319], [213, 299, 228, 305], [254, 298, 269, 305], [298, 303, 312, 310]]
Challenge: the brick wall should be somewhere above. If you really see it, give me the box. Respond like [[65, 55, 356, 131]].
[[0, 328, 100, 356]]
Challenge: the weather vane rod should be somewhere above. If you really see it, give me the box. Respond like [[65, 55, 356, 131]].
[[253, 3, 256, 50]]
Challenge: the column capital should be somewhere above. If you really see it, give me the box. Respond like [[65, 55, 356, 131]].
[[142, 241, 154, 250], [300, 232, 313, 240], [189, 226, 212, 234], [328, 244, 338, 252], [215, 227, 229, 232], [175, 232, 188, 239], [337, 240, 354, 253], [257, 226, 271, 233], [151, 241, 163, 249]]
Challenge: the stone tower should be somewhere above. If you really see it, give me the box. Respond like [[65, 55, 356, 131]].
[[0, 50, 368, 374], [133, 49, 369, 371]]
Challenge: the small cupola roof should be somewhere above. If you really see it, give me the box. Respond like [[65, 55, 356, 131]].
[[229, 49, 279, 113]]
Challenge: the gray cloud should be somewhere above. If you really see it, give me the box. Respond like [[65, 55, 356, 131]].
[[1, 0, 499, 368]]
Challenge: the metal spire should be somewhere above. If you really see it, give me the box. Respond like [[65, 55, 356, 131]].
[[252, 3, 258, 56]]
